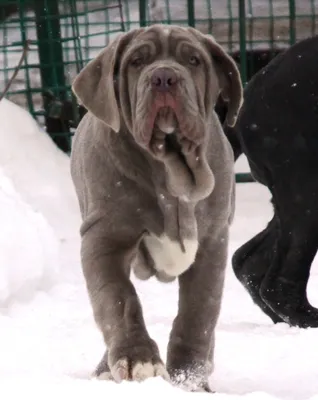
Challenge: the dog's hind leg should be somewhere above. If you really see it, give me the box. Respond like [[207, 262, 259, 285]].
[[253, 169, 318, 328], [132, 239, 176, 282], [232, 215, 284, 324], [259, 215, 318, 328], [131, 239, 156, 280]]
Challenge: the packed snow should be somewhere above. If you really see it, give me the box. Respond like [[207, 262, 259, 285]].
[[0, 97, 317, 400]]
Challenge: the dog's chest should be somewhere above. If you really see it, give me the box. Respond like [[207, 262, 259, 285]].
[[143, 192, 199, 277], [144, 234, 198, 277]]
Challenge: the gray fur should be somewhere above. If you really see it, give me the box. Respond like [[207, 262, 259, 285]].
[[70, 24, 242, 392]]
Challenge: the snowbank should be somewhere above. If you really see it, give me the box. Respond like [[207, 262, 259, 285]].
[[0, 98, 81, 280], [0, 166, 59, 308], [0, 98, 81, 308], [0, 98, 80, 241]]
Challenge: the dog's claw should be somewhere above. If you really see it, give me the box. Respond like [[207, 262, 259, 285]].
[[109, 357, 169, 383], [112, 358, 130, 382]]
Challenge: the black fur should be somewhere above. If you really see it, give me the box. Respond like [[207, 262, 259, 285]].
[[224, 36, 318, 328]]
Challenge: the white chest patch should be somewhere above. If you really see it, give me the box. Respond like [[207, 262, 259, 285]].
[[144, 234, 199, 277]]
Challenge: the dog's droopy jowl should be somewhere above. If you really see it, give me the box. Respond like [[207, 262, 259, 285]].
[[70, 24, 243, 392]]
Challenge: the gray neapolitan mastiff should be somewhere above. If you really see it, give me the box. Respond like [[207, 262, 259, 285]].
[[71, 24, 243, 392]]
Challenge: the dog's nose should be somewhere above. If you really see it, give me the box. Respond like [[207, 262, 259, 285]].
[[151, 68, 177, 91]]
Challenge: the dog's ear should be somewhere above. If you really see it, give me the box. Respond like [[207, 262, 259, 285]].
[[205, 35, 243, 127], [72, 30, 139, 132], [189, 29, 243, 127]]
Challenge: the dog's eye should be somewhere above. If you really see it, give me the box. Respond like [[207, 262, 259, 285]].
[[189, 55, 200, 66], [130, 57, 144, 68]]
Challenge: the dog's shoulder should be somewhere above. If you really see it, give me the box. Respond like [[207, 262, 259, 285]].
[[71, 112, 114, 178], [71, 112, 156, 203]]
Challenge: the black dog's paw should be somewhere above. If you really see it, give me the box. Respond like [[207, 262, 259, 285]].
[[259, 280, 318, 328]]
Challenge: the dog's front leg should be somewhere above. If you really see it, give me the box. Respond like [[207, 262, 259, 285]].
[[81, 219, 169, 383], [166, 230, 228, 392]]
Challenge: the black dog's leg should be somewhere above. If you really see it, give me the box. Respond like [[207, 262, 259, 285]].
[[259, 218, 318, 328], [232, 216, 284, 324]]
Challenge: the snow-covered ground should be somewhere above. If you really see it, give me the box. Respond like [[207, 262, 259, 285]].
[[0, 97, 318, 400]]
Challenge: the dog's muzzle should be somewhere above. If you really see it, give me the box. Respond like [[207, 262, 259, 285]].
[[135, 65, 204, 157], [148, 67, 180, 134], [151, 67, 178, 92]]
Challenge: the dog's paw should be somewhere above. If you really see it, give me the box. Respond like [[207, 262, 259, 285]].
[[168, 363, 214, 393], [170, 371, 213, 393], [110, 358, 170, 383], [94, 341, 170, 384], [93, 370, 114, 381], [131, 246, 156, 281]]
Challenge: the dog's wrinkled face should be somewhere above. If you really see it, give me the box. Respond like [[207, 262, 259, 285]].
[[72, 25, 243, 159], [119, 26, 213, 157]]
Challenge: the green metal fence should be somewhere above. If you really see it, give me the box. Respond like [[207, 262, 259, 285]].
[[0, 0, 317, 180]]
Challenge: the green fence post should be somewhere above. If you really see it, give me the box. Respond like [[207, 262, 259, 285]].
[[187, 0, 195, 27], [139, 0, 147, 27], [235, 172, 255, 183], [34, 0, 71, 153], [236, 0, 254, 183], [289, 0, 296, 45], [17, 1, 34, 117], [238, 0, 247, 87]]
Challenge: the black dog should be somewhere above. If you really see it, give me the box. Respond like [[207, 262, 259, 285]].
[[223, 35, 318, 328]]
